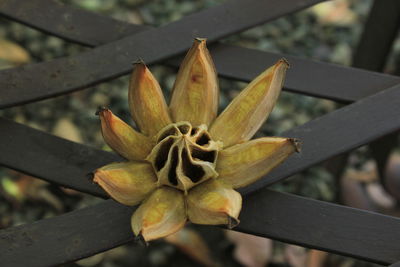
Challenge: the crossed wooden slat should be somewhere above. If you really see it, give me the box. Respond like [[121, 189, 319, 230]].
[[0, 0, 400, 266]]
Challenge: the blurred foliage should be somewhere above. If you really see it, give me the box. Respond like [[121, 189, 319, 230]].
[[0, 0, 397, 266]]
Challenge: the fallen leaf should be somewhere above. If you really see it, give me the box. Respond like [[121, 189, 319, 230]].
[[165, 227, 215, 267], [385, 153, 400, 201], [366, 182, 396, 209], [0, 39, 30, 65], [225, 230, 272, 267], [311, 0, 357, 25], [307, 249, 328, 267], [341, 176, 376, 211], [53, 117, 83, 143], [285, 245, 307, 267]]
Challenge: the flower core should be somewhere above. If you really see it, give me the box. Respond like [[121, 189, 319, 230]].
[[147, 121, 222, 192]]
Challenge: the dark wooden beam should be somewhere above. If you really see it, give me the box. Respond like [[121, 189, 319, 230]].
[[0, 0, 325, 108], [0, 0, 398, 104], [1, 188, 400, 266]]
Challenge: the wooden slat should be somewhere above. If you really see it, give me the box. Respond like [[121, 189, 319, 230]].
[[0, 0, 399, 104], [353, 0, 400, 71], [0, 0, 148, 45], [1, 189, 400, 266], [1, 81, 400, 196], [352, 0, 400, 189], [205, 44, 400, 103], [0, 0, 325, 108]]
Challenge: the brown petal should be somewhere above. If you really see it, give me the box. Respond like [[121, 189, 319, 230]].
[[217, 137, 300, 188], [131, 187, 186, 242], [129, 62, 172, 137], [93, 161, 157, 206], [187, 179, 242, 228], [169, 38, 219, 126], [98, 108, 153, 160], [210, 59, 289, 147]]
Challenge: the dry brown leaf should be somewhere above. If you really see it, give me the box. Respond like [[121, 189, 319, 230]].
[[385, 153, 400, 201], [311, 0, 356, 25], [165, 227, 215, 267], [341, 176, 375, 211], [306, 249, 328, 267], [225, 230, 272, 267], [53, 118, 84, 143], [0, 39, 30, 65], [285, 245, 307, 267], [366, 182, 396, 209], [344, 160, 378, 183]]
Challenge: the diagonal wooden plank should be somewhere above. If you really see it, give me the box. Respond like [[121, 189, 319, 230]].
[[0, 0, 150, 45], [1, 188, 400, 266], [1, 76, 399, 266], [242, 82, 400, 194], [352, 0, 400, 191], [353, 0, 400, 71], [204, 44, 400, 103], [1, 81, 400, 196], [1, 0, 399, 104], [0, 0, 325, 109], [0, 117, 115, 197]]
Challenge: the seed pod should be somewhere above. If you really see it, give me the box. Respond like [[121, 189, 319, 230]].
[[169, 38, 219, 127], [187, 179, 241, 228], [98, 108, 152, 160], [217, 137, 300, 188], [131, 187, 186, 242], [93, 162, 157, 206], [129, 62, 172, 137], [210, 59, 289, 147]]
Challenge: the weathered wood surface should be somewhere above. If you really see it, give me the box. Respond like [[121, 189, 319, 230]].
[[1, 81, 400, 196], [1, 189, 400, 266], [0, 0, 325, 108], [0, 0, 398, 105]]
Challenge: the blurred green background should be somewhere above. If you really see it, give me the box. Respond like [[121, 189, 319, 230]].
[[0, 0, 399, 266]]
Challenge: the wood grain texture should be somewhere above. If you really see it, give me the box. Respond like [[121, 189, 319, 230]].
[[1, 82, 400, 197], [0, 0, 325, 108], [1, 190, 400, 266], [1, 0, 398, 104]]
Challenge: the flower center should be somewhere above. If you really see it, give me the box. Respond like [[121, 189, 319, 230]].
[[146, 121, 222, 193]]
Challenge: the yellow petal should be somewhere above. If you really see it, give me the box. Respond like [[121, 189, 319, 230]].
[[217, 137, 300, 188], [131, 187, 186, 242], [210, 59, 289, 147], [93, 161, 157, 206], [98, 108, 153, 160], [187, 179, 242, 228], [169, 38, 219, 126], [129, 62, 172, 137]]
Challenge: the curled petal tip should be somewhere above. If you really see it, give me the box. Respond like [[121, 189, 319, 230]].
[[133, 58, 146, 66], [289, 138, 302, 152], [227, 216, 240, 229], [98, 109, 152, 160], [86, 172, 95, 182], [135, 232, 149, 246], [95, 106, 108, 116], [278, 58, 290, 68], [194, 37, 207, 42]]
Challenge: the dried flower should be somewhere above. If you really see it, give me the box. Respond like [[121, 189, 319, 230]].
[[93, 38, 300, 242]]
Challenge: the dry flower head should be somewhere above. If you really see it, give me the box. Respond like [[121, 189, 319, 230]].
[[93, 38, 300, 242]]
